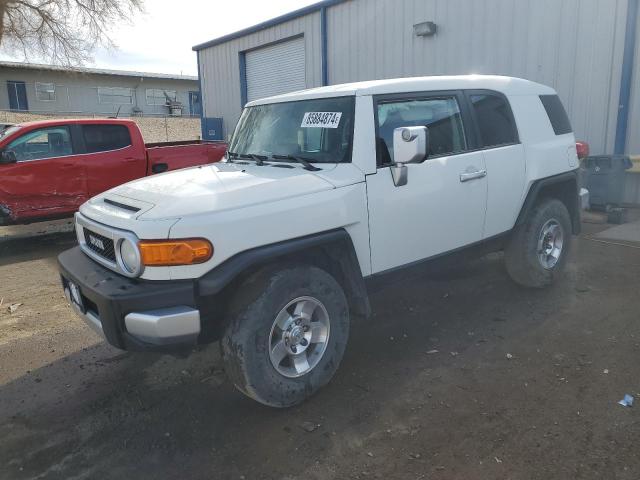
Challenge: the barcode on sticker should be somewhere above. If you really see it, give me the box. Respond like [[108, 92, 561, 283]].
[[301, 112, 342, 129]]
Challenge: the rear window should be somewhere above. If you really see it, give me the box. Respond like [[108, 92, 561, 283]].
[[540, 95, 572, 135], [469, 93, 518, 148], [82, 124, 132, 153]]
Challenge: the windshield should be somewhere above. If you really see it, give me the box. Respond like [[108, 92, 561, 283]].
[[228, 96, 355, 163], [0, 125, 20, 141]]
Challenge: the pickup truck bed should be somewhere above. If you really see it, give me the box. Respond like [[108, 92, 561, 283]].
[[146, 140, 227, 174]]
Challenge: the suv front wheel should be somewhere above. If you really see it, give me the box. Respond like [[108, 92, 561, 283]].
[[505, 198, 573, 288], [221, 265, 350, 407]]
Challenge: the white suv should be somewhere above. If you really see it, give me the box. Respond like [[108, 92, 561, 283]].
[[59, 75, 584, 407]]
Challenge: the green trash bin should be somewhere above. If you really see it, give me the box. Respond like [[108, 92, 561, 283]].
[[584, 155, 633, 209]]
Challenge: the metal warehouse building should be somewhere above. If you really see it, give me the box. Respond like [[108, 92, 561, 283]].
[[193, 0, 640, 156]]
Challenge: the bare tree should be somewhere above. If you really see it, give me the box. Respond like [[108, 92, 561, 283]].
[[0, 0, 144, 66]]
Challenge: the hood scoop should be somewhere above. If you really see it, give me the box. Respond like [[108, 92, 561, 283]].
[[103, 198, 141, 213]]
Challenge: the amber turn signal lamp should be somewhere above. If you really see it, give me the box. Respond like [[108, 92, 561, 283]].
[[140, 239, 213, 266]]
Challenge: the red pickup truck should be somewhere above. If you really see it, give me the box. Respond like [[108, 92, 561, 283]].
[[0, 119, 226, 225]]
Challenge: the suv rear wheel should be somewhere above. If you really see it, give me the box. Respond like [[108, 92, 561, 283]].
[[505, 198, 572, 288], [221, 265, 350, 407]]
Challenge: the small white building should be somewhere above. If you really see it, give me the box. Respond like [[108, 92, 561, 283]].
[[0, 62, 201, 118], [193, 0, 640, 155]]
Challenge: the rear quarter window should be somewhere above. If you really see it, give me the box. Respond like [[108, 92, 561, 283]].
[[469, 93, 519, 148], [82, 124, 132, 153], [540, 95, 572, 135]]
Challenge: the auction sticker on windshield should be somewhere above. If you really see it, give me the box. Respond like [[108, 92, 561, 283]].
[[301, 112, 342, 129]]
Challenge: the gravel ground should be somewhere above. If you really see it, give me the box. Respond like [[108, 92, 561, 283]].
[[1, 217, 639, 480]]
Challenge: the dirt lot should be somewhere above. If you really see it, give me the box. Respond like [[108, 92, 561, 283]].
[[1, 217, 639, 480]]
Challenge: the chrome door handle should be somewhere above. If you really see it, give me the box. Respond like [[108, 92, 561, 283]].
[[459, 169, 487, 183]]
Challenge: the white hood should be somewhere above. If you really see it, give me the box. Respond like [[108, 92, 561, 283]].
[[83, 162, 343, 222]]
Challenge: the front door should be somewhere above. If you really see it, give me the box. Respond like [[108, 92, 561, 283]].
[[7, 81, 28, 111], [366, 92, 488, 273], [0, 126, 86, 221]]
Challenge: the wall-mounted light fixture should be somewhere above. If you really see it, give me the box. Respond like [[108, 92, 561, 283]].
[[414, 21, 438, 37]]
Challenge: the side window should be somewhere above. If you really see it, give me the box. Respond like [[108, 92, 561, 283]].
[[469, 94, 518, 148], [540, 95, 572, 135], [376, 96, 467, 165], [82, 125, 132, 153], [7, 127, 73, 161]]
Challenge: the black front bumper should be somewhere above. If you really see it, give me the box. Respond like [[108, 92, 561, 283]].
[[58, 247, 198, 352]]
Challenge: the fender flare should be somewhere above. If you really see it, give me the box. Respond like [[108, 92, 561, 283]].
[[514, 170, 581, 234], [196, 228, 371, 317]]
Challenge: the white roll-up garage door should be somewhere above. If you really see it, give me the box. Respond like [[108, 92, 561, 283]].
[[245, 37, 306, 102]]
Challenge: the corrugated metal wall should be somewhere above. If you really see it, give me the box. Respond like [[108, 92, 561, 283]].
[[198, 0, 638, 153], [198, 12, 323, 138], [626, 5, 640, 154], [326, 0, 629, 155]]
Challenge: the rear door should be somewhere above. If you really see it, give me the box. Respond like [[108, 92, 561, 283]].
[[465, 91, 525, 238], [0, 125, 86, 220], [81, 123, 146, 197]]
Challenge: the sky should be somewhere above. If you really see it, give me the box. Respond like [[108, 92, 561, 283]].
[[0, 0, 319, 76]]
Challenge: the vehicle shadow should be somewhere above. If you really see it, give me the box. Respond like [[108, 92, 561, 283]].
[[0, 231, 76, 266], [0, 254, 580, 480]]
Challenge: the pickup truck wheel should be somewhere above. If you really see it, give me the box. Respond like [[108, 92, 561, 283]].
[[221, 265, 349, 407], [505, 198, 572, 288]]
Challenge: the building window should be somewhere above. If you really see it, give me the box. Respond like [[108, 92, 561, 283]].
[[35, 82, 56, 101], [146, 88, 177, 105], [97, 87, 133, 104]]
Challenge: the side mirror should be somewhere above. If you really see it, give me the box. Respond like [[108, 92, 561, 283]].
[[390, 126, 429, 186], [0, 150, 17, 164]]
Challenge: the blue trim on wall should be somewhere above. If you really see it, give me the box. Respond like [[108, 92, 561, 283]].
[[196, 50, 206, 140], [321, 6, 328, 86], [192, 0, 347, 51], [614, 0, 639, 154], [239, 52, 248, 107]]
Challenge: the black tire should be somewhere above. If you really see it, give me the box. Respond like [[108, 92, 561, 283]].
[[221, 265, 350, 407], [505, 198, 572, 288]]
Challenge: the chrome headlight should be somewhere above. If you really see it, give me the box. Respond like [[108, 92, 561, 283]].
[[118, 237, 141, 275]]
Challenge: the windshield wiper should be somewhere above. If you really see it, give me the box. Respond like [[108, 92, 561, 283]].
[[271, 154, 322, 171], [227, 151, 268, 166], [248, 153, 267, 166]]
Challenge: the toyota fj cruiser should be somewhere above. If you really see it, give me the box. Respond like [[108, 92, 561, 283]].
[[58, 75, 584, 407]]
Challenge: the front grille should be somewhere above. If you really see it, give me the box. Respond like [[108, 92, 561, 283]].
[[83, 228, 116, 262]]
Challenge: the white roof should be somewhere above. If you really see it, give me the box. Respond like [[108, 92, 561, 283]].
[[247, 75, 556, 106]]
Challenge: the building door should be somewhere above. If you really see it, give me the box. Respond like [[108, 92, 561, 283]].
[[7, 81, 28, 111], [202, 117, 223, 141], [244, 36, 306, 103], [189, 91, 201, 116]]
